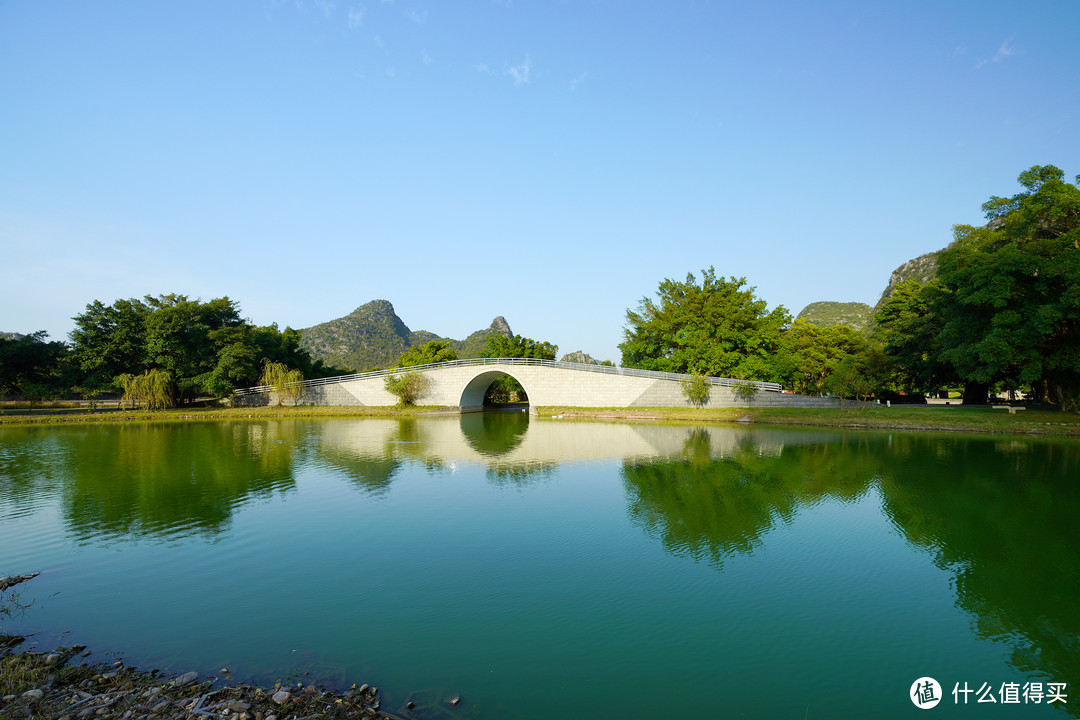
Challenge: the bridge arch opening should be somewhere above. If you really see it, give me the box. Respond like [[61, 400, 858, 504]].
[[459, 370, 532, 411]]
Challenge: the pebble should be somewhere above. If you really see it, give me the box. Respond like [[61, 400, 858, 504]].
[[271, 690, 290, 705], [45, 654, 61, 665], [20, 688, 45, 703], [173, 671, 198, 687]]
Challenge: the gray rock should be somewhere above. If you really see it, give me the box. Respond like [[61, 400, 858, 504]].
[[227, 701, 251, 712], [20, 688, 45, 703], [173, 671, 198, 687], [272, 690, 290, 705], [45, 654, 61, 665], [150, 700, 170, 713]]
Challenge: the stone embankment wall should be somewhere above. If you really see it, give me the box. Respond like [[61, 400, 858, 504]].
[[235, 363, 866, 411]]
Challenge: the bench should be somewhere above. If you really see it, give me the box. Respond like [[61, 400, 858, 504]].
[[991, 405, 1026, 414]]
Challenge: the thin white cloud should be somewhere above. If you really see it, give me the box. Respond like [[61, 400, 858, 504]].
[[505, 57, 531, 86], [476, 62, 491, 74], [993, 37, 1017, 62], [422, 50, 432, 66], [314, 0, 335, 18], [975, 37, 1019, 69], [386, 67, 397, 78], [570, 71, 588, 91], [374, 34, 385, 47], [348, 5, 366, 28], [404, 8, 428, 23]]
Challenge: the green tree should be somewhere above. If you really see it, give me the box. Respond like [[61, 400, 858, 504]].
[[873, 279, 952, 394], [680, 372, 711, 407], [259, 360, 305, 406], [774, 320, 878, 396], [620, 268, 790, 380], [935, 165, 1080, 408], [69, 298, 150, 387], [481, 334, 558, 360], [384, 372, 431, 405], [732, 379, 759, 408], [122, 369, 174, 410], [0, 331, 67, 396], [397, 339, 458, 367]]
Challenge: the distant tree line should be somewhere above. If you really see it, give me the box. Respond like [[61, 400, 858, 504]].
[[0, 294, 347, 408], [621, 165, 1080, 410]]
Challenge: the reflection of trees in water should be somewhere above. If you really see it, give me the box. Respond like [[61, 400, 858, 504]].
[[621, 431, 877, 568], [625, 429, 1080, 711], [878, 436, 1080, 707], [0, 427, 76, 521], [486, 461, 558, 487], [61, 421, 302, 541], [459, 412, 529, 457]]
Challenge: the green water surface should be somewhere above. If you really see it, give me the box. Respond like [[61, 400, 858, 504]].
[[1, 415, 1077, 719]]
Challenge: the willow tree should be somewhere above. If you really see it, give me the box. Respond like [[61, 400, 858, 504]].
[[119, 369, 174, 410], [259, 361, 305, 406]]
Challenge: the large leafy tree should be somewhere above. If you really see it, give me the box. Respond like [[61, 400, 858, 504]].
[[620, 267, 790, 380], [69, 295, 322, 403], [481, 334, 558, 360], [935, 165, 1080, 407], [873, 279, 955, 394], [0, 331, 68, 395], [774, 319, 882, 396], [68, 298, 151, 387], [397, 339, 458, 367]]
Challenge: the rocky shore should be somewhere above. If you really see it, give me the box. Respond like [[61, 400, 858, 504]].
[[1, 575, 466, 720], [0, 641, 441, 720]]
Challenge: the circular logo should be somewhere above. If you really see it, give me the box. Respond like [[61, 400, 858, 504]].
[[911, 677, 942, 709]]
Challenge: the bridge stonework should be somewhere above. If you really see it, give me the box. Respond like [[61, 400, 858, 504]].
[[235, 360, 852, 411]]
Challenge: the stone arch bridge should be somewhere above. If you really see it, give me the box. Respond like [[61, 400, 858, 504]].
[[234, 359, 846, 411]]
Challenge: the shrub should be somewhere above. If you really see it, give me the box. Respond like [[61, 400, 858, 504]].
[[384, 372, 431, 406]]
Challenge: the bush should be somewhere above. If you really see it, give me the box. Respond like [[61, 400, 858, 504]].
[[384, 372, 431, 405], [680, 372, 711, 408], [732, 379, 759, 407]]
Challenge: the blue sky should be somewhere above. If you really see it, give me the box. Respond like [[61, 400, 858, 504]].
[[2, 0, 1078, 365]]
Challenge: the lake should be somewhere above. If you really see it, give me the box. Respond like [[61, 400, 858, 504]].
[[1, 415, 1077, 718]]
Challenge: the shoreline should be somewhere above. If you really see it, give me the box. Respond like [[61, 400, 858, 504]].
[[1, 641, 417, 720], [2, 403, 1078, 438]]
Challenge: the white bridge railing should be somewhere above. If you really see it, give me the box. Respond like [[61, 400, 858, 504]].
[[234, 358, 783, 396]]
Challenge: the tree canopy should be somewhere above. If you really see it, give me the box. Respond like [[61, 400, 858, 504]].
[[874, 165, 1080, 407], [397, 339, 458, 367], [67, 294, 332, 403], [620, 268, 790, 380], [481, 334, 558, 360]]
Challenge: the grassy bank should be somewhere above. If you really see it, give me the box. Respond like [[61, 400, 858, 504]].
[[534, 404, 1080, 438], [0, 404, 450, 426], [3, 402, 1078, 438]]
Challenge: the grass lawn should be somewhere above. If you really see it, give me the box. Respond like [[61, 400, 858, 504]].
[[534, 404, 1080, 438], [2, 402, 1078, 438]]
